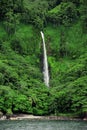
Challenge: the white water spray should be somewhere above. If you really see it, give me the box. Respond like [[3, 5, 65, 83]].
[[40, 31, 49, 87]]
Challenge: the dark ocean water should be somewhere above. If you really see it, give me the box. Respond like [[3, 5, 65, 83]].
[[0, 119, 87, 130]]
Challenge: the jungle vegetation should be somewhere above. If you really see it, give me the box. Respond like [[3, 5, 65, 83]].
[[0, 0, 87, 118]]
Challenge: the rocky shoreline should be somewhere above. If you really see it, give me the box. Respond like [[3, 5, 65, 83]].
[[0, 114, 87, 121]]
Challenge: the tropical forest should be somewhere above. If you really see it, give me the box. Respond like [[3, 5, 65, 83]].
[[0, 0, 87, 118]]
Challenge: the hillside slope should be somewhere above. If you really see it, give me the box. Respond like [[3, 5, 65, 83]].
[[0, 0, 87, 117]]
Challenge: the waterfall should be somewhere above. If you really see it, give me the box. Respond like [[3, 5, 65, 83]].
[[40, 31, 49, 87]]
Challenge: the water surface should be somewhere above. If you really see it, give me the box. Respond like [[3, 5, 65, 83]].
[[0, 120, 87, 130]]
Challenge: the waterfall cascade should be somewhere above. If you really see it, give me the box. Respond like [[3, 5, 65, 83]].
[[40, 31, 49, 87]]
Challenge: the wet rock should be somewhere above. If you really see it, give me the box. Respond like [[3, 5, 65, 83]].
[[0, 111, 3, 117]]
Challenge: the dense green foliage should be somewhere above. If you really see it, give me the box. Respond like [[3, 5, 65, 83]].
[[0, 0, 87, 118]]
